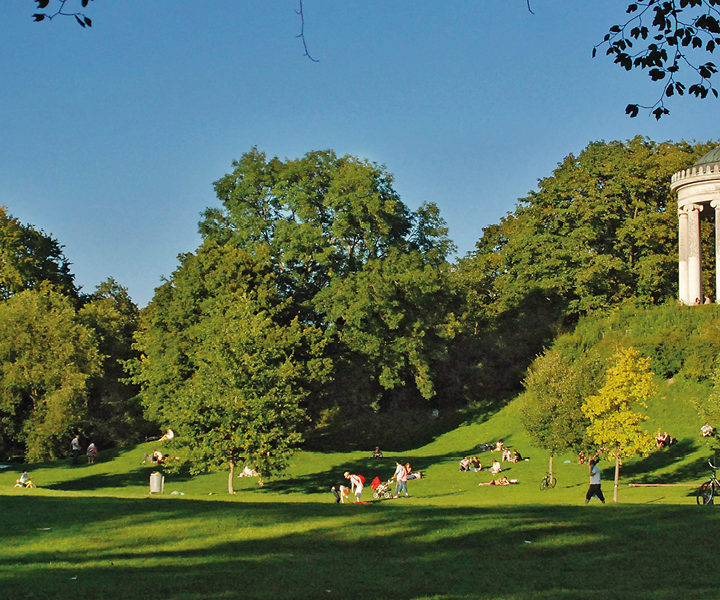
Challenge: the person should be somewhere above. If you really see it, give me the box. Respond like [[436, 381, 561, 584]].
[[371, 446, 383, 459], [15, 470, 33, 488], [479, 476, 518, 486], [489, 459, 502, 474], [160, 428, 174, 442], [405, 462, 423, 480], [511, 449, 522, 463], [704, 295, 712, 304], [469, 456, 482, 472], [585, 459, 605, 504], [577, 450, 587, 465], [701, 422, 715, 437], [71, 435, 81, 465], [502, 447, 512, 462], [494, 439, 504, 452], [87, 442, 98, 464], [391, 461, 409, 498], [459, 456, 471, 471], [344, 471, 365, 503]]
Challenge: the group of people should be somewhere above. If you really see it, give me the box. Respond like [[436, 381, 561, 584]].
[[71, 435, 98, 465], [655, 431, 675, 449], [335, 459, 423, 503]]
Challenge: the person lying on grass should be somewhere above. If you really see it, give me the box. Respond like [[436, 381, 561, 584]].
[[478, 477, 518, 486]]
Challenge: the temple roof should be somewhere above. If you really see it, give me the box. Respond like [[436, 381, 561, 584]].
[[694, 147, 720, 166]]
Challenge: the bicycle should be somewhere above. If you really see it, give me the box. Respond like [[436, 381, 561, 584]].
[[539, 472, 556, 490], [696, 460, 720, 505]]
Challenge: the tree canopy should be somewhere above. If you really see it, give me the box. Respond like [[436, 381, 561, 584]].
[[0, 205, 77, 301]]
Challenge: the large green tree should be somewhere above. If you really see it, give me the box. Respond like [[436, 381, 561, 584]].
[[201, 148, 456, 416], [520, 349, 597, 479], [129, 242, 330, 491], [0, 205, 77, 301], [453, 137, 716, 401], [0, 286, 102, 461], [78, 278, 148, 447]]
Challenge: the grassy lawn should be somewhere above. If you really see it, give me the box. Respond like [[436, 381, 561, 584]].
[[1, 389, 719, 599]]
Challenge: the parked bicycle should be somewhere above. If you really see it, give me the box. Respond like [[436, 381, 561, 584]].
[[697, 460, 720, 505], [540, 472, 556, 490]]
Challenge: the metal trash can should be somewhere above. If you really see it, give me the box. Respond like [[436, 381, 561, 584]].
[[149, 471, 164, 494]]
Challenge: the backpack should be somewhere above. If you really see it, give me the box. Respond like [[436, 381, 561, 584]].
[[358, 474, 366, 485]]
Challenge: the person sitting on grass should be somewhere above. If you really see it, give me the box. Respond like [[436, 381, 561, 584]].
[[371, 446, 384, 459], [14, 471, 34, 488], [511, 449, 522, 463], [701, 422, 715, 437], [489, 459, 502, 474], [493, 439, 505, 452], [459, 456, 471, 471], [160, 428, 175, 442], [469, 456, 482, 472]]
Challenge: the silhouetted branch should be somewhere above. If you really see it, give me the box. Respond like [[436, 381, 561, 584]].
[[296, 0, 319, 62]]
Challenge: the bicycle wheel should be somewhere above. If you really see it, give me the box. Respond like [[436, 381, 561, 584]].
[[696, 480, 718, 505], [549, 476, 557, 489]]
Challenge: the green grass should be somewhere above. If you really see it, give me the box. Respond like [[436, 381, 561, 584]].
[[2, 383, 720, 599]]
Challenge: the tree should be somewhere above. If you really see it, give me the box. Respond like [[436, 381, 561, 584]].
[[581, 347, 656, 502], [129, 242, 330, 492], [0, 205, 77, 300], [78, 278, 149, 447], [521, 349, 597, 479], [0, 286, 101, 461], [596, 0, 720, 118], [453, 137, 715, 402], [201, 148, 456, 416]]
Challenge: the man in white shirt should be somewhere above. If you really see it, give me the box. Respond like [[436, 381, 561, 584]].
[[585, 459, 606, 504]]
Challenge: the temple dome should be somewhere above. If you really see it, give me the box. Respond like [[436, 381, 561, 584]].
[[694, 147, 720, 166]]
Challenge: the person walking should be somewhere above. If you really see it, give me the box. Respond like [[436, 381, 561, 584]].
[[71, 435, 81, 465], [392, 460, 409, 498], [585, 459, 605, 504]]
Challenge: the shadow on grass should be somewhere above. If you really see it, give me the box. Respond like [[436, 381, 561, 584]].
[[2, 495, 720, 599], [617, 438, 708, 484]]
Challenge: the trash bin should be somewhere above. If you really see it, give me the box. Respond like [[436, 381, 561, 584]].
[[150, 471, 164, 494]]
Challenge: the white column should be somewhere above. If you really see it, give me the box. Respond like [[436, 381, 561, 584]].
[[712, 200, 720, 303], [679, 208, 689, 304], [688, 204, 704, 304]]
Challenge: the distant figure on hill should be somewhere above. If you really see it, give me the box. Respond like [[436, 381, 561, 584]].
[[493, 440, 504, 452], [371, 446, 383, 459], [701, 422, 715, 437], [469, 456, 482, 472], [459, 456, 471, 471], [15, 470, 34, 488], [160, 428, 174, 442], [585, 459, 605, 504], [71, 435, 81, 465], [489, 460, 502, 474], [704, 295, 712, 304], [479, 477, 517, 486], [86, 442, 98, 464]]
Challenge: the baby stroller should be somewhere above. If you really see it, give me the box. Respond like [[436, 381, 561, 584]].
[[371, 476, 393, 499]]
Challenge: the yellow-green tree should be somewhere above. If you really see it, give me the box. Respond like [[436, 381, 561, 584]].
[[582, 347, 656, 503]]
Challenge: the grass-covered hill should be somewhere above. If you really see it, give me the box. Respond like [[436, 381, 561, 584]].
[[2, 302, 720, 599]]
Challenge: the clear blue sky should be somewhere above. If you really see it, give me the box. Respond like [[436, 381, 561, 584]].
[[2, 1, 719, 307]]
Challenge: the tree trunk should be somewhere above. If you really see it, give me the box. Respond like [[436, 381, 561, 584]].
[[613, 454, 620, 503], [228, 461, 235, 494], [548, 454, 554, 480]]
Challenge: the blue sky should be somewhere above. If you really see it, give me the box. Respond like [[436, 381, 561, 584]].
[[2, 1, 719, 307]]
